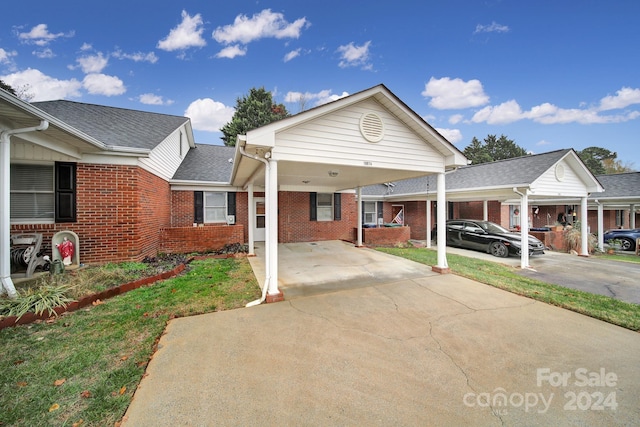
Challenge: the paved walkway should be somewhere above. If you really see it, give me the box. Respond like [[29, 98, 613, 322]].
[[122, 242, 640, 426]]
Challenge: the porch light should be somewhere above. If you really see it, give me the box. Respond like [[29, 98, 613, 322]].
[[328, 170, 339, 177]]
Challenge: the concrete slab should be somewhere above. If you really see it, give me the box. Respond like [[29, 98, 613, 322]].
[[122, 243, 640, 426]]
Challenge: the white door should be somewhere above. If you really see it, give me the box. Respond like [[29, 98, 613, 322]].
[[254, 198, 266, 242]]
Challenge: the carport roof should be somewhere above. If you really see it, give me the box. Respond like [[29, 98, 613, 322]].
[[172, 144, 235, 183], [363, 148, 602, 201], [590, 172, 640, 206]]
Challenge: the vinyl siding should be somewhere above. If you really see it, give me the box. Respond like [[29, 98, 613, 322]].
[[274, 99, 445, 172], [532, 160, 589, 197]]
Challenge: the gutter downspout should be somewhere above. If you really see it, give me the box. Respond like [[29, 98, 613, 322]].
[[1, 120, 49, 298], [513, 187, 531, 270], [238, 142, 271, 308]]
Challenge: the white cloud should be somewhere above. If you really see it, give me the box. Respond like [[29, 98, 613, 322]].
[[33, 48, 55, 59], [337, 41, 372, 69], [112, 50, 159, 64], [213, 9, 308, 45], [284, 49, 301, 62], [80, 43, 92, 51], [474, 22, 510, 34], [157, 10, 206, 52], [599, 87, 640, 111], [0, 68, 81, 100], [422, 77, 490, 109], [0, 48, 18, 67], [82, 73, 125, 96], [215, 45, 247, 59], [75, 52, 108, 74], [138, 93, 174, 105], [436, 128, 463, 144], [18, 24, 74, 46], [284, 89, 349, 107], [472, 99, 522, 124], [536, 140, 552, 146], [185, 98, 235, 132], [448, 114, 464, 125]]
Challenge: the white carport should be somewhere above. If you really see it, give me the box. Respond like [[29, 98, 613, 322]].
[[378, 149, 604, 269], [230, 84, 467, 302]]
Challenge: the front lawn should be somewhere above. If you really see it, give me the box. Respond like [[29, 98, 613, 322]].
[[377, 247, 640, 332], [0, 257, 260, 427]]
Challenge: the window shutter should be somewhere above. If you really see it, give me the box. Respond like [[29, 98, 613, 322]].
[[377, 201, 384, 222], [310, 192, 317, 221], [227, 192, 236, 216], [55, 162, 76, 222], [194, 191, 203, 223], [334, 193, 341, 220]]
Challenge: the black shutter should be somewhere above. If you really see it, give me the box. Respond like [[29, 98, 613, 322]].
[[194, 191, 204, 223], [227, 192, 236, 216], [334, 193, 341, 220], [377, 201, 384, 224], [55, 162, 76, 222], [310, 192, 317, 221]]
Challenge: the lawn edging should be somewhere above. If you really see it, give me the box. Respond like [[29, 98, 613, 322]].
[[0, 261, 190, 330]]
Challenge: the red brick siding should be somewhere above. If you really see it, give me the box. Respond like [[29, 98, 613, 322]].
[[171, 191, 195, 227], [278, 192, 358, 243], [10, 164, 170, 264], [159, 225, 244, 254], [362, 226, 411, 245]]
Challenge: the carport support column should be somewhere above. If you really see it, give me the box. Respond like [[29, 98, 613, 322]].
[[596, 200, 604, 252], [266, 158, 282, 301], [580, 196, 589, 257], [247, 183, 255, 256], [631, 204, 636, 229], [433, 172, 449, 273], [426, 199, 432, 248], [483, 200, 488, 221], [356, 187, 363, 247], [517, 188, 530, 269]]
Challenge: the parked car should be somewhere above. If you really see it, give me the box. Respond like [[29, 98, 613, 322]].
[[436, 219, 546, 258], [603, 228, 640, 251]]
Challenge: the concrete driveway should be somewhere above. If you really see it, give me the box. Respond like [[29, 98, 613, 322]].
[[439, 244, 640, 304], [123, 241, 640, 426]]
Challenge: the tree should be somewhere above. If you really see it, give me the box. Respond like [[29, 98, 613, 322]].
[[0, 79, 17, 96], [577, 146, 617, 175], [602, 158, 636, 174], [220, 87, 289, 146], [463, 134, 528, 165]]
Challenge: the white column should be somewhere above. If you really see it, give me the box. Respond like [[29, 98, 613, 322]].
[[483, 200, 488, 221], [597, 201, 604, 252], [435, 172, 448, 269], [426, 199, 432, 248], [356, 187, 363, 247], [631, 204, 636, 229], [0, 133, 17, 297], [267, 158, 279, 296], [519, 190, 530, 269], [247, 183, 255, 256], [580, 196, 589, 256]]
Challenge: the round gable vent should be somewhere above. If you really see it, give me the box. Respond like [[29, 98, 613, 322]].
[[555, 164, 565, 182], [359, 112, 384, 143]]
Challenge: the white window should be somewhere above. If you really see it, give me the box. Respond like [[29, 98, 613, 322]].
[[364, 201, 377, 224], [316, 193, 334, 221], [204, 192, 227, 223], [10, 164, 55, 222]]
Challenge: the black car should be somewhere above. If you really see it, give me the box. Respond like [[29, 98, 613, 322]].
[[603, 228, 640, 251], [441, 219, 546, 258]]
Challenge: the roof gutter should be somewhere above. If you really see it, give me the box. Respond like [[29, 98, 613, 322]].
[[1, 120, 49, 299]]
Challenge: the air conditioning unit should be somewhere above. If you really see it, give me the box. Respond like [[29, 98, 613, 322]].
[[226, 215, 236, 225]]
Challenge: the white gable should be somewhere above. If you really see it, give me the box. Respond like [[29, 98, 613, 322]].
[[274, 98, 445, 172], [532, 158, 589, 197]]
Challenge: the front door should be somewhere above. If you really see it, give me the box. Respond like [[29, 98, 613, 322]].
[[254, 198, 265, 242]]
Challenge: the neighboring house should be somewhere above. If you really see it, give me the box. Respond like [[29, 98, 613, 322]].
[[589, 172, 640, 232]]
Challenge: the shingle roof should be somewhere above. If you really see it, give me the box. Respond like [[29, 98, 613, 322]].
[[32, 100, 189, 150], [591, 172, 640, 198], [364, 149, 572, 196], [172, 144, 236, 182]]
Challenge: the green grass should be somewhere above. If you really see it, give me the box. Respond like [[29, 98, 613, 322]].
[[377, 247, 640, 332], [0, 257, 260, 427], [594, 252, 640, 264]]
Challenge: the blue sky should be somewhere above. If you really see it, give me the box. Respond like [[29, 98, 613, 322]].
[[2, 1, 639, 170]]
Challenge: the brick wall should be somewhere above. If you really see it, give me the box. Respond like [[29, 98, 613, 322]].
[[159, 225, 244, 254], [362, 226, 411, 245], [10, 164, 170, 264], [278, 192, 358, 243]]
